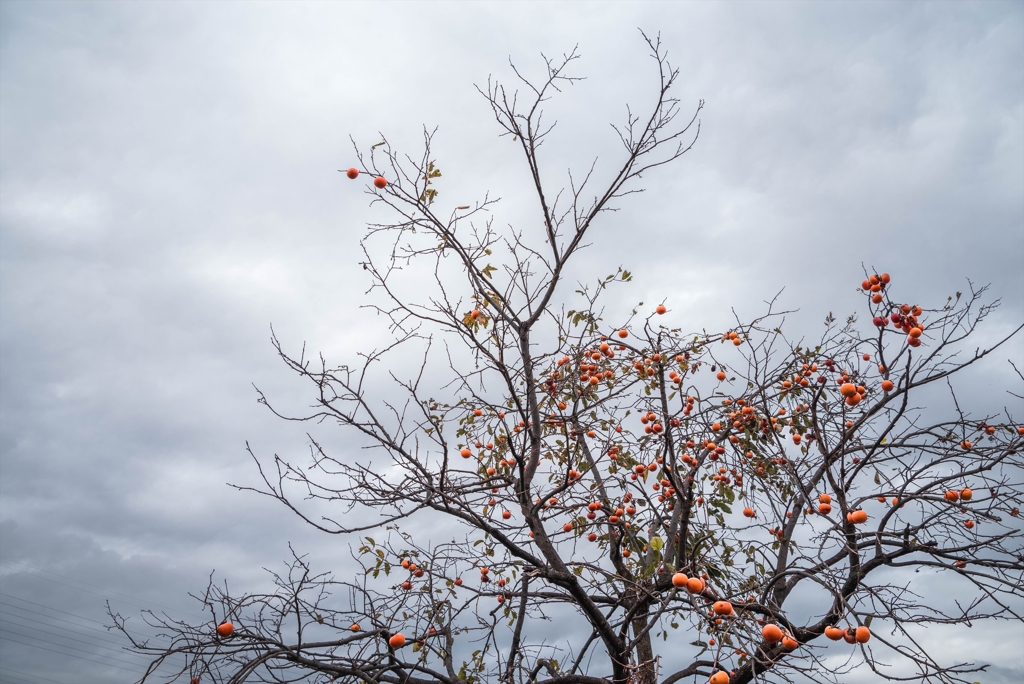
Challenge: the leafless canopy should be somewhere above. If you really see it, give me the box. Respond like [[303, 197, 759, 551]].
[[112, 33, 1024, 684]]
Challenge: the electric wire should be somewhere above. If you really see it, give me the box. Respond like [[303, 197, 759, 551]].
[[0, 617, 150, 659], [0, 605, 142, 640], [0, 629, 146, 672], [0, 557, 204, 619], [0, 669, 73, 684]]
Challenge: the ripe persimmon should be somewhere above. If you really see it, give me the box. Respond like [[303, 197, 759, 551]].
[[373, 177, 387, 189], [881, 380, 894, 392], [460, 448, 472, 458], [964, 520, 975, 529], [960, 488, 972, 501], [502, 510, 511, 519], [716, 371, 727, 381], [944, 490, 960, 502], [762, 623, 784, 643], [850, 509, 868, 524], [819, 493, 832, 504], [781, 635, 799, 650], [388, 633, 406, 648], [656, 305, 667, 315], [709, 671, 729, 684], [818, 503, 832, 515], [351, 623, 360, 631], [216, 622, 234, 638], [824, 625, 844, 641], [672, 572, 689, 588], [346, 168, 359, 179], [712, 601, 734, 616], [686, 577, 705, 593], [855, 626, 871, 643], [618, 329, 629, 339], [840, 383, 858, 397]]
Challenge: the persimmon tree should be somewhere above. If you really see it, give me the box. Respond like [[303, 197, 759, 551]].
[[112, 35, 1024, 684]]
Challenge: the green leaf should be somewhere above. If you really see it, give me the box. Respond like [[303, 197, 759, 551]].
[[649, 536, 664, 551]]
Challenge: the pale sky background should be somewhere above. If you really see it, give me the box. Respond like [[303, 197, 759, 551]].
[[1, 2, 1022, 683]]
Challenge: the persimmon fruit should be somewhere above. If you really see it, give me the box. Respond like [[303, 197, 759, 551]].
[[709, 671, 729, 684], [346, 168, 358, 179], [373, 176, 387, 189], [686, 577, 705, 593], [855, 625, 871, 643], [761, 623, 784, 643], [216, 622, 234, 638], [712, 601, 734, 616], [824, 625, 843, 641], [388, 633, 406, 648], [672, 572, 689, 588], [781, 635, 799, 650]]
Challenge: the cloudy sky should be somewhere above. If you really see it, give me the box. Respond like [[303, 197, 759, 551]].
[[1, 2, 1022, 683]]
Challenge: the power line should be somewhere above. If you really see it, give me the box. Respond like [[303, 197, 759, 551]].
[[0, 634, 144, 676], [0, 604, 153, 640], [0, 674, 39, 684], [0, 617, 151, 659], [0, 558, 204, 619], [0, 593, 169, 643], [0, 593, 108, 626], [0, 668, 75, 684], [0, 630, 146, 673]]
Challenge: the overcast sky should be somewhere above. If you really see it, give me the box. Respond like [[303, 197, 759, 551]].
[[1, 2, 1022, 683]]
